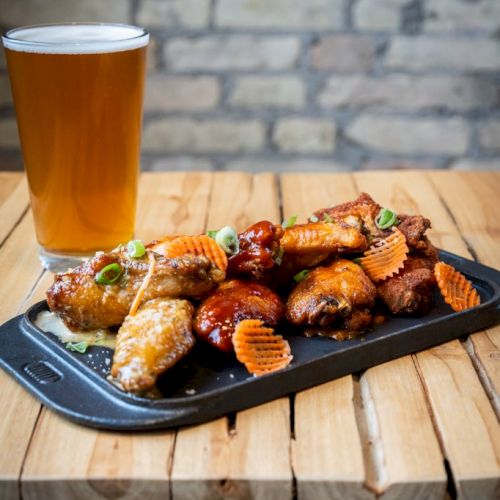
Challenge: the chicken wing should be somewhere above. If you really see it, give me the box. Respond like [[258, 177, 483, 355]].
[[47, 249, 224, 331], [194, 279, 285, 352], [286, 259, 376, 336], [111, 298, 195, 393], [281, 221, 367, 255]]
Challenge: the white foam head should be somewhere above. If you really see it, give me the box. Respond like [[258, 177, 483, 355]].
[[2, 23, 149, 54]]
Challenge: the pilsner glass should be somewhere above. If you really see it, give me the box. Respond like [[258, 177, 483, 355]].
[[2, 23, 148, 271]]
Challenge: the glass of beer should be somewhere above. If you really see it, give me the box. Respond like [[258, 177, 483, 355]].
[[2, 23, 148, 271]]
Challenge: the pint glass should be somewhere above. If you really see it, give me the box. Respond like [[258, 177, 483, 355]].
[[2, 23, 148, 271]]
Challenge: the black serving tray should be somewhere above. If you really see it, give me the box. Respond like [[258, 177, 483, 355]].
[[0, 250, 499, 431]]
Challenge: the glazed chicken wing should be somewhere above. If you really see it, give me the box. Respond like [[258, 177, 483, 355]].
[[47, 249, 224, 331], [194, 279, 285, 352], [287, 259, 376, 337], [111, 298, 195, 393]]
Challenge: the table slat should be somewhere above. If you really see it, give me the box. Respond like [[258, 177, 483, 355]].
[[355, 170, 500, 499], [172, 172, 293, 499], [21, 172, 213, 500]]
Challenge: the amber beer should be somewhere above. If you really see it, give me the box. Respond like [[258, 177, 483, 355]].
[[3, 24, 148, 270]]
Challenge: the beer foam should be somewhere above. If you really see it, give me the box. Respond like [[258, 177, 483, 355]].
[[2, 24, 149, 54]]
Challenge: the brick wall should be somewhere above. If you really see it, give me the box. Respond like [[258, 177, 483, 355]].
[[0, 0, 499, 172]]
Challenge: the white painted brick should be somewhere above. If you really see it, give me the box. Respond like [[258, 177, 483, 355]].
[[319, 75, 498, 111], [346, 116, 468, 155], [424, 0, 500, 34], [273, 118, 336, 153], [165, 36, 300, 71], [479, 121, 500, 154], [353, 0, 408, 31], [385, 37, 500, 71], [229, 76, 305, 109], [224, 158, 349, 172], [0, 118, 19, 148], [142, 119, 265, 153], [145, 76, 220, 111], [147, 156, 214, 171], [215, 0, 343, 29], [0, 0, 129, 25], [137, 0, 210, 29]]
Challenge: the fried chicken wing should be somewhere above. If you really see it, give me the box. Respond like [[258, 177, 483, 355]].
[[281, 221, 367, 255], [194, 279, 285, 353], [287, 259, 376, 335], [111, 298, 195, 393], [47, 250, 224, 331], [227, 221, 283, 280]]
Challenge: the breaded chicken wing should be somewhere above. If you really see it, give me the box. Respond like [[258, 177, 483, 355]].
[[111, 298, 195, 393], [194, 279, 285, 352], [280, 221, 367, 255], [47, 249, 224, 331], [287, 259, 376, 335]]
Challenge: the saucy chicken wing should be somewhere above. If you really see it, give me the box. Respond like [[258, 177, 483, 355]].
[[287, 259, 376, 336], [47, 249, 224, 331], [194, 279, 285, 352], [111, 298, 195, 393]]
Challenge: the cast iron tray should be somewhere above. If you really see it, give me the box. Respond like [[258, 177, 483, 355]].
[[0, 250, 499, 430]]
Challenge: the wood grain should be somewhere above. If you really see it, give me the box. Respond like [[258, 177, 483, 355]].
[[355, 170, 500, 499], [281, 173, 371, 500], [21, 172, 213, 500], [0, 172, 22, 205], [171, 172, 293, 499]]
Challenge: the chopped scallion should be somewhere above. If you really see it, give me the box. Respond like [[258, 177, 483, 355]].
[[322, 213, 333, 223], [309, 215, 319, 223], [215, 226, 240, 255], [206, 230, 218, 239], [293, 269, 310, 283], [66, 341, 88, 354], [127, 239, 146, 258], [274, 247, 284, 266], [282, 214, 297, 229], [375, 208, 398, 230], [95, 263, 123, 285]]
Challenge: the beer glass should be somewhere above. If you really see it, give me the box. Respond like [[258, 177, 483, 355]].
[[2, 23, 148, 271]]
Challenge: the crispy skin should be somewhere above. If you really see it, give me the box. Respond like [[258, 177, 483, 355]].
[[281, 221, 367, 255], [111, 298, 195, 393], [287, 259, 376, 334], [194, 279, 285, 353], [314, 193, 383, 239], [228, 221, 283, 280], [397, 215, 432, 251], [47, 250, 224, 331], [377, 254, 438, 315]]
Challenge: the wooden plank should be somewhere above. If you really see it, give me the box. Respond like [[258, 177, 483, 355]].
[[0, 211, 45, 500], [0, 176, 29, 245], [281, 173, 371, 500], [21, 172, 213, 500], [172, 172, 293, 499], [0, 172, 22, 205], [355, 170, 500, 499]]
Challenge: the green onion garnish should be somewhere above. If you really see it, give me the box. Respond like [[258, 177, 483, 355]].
[[274, 247, 284, 266], [352, 257, 362, 265], [322, 213, 333, 223], [215, 226, 240, 255], [66, 341, 88, 354], [95, 263, 123, 285], [282, 214, 297, 229], [127, 239, 146, 258], [293, 269, 310, 283], [376, 208, 398, 230], [206, 230, 218, 239], [309, 215, 319, 223]]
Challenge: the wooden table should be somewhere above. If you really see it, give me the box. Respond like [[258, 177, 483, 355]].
[[0, 170, 498, 500]]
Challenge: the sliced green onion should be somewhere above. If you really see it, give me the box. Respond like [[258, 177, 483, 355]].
[[282, 214, 297, 229], [309, 215, 319, 223], [206, 230, 218, 239], [293, 269, 310, 283], [127, 239, 146, 258], [322, 213, 333, 223], [274, 247, 284, 266], [375, 208, 398, 230], [95, 263, 123, 285], [66, 341, 88, 354], [352, 257, 362, 265], [215, 226, 239, 255]]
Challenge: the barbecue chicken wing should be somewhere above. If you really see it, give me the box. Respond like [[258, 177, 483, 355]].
[[111, 298, 195, 393], [194, 279, 285, 352], [287, 259, 376, 337], [47, 250, 224, 331]]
